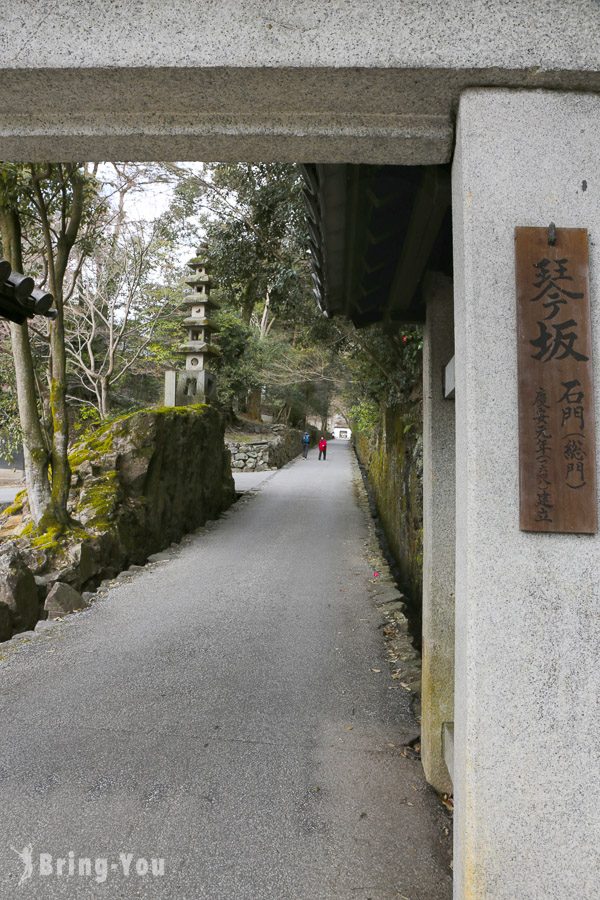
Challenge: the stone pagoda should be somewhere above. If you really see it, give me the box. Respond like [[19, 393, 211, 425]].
[[164, 244, 220, 406]]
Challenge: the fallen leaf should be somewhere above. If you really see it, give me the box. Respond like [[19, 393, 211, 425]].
[[370, 667, 381, 673]]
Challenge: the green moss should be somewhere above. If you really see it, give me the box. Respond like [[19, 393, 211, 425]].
[[30, 523, 66, 550], [2, 488, 27, 517], [153, 404, 208, 416], [69, 427, 115, 469], [69, 405, 208, 472], [75, 472, 118, 534], [17, 519, 88, 551], [19, 472, 117, 551], [102, 403, 206, 425]]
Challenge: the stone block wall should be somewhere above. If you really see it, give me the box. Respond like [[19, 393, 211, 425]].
[[227, 425, 316, 472]]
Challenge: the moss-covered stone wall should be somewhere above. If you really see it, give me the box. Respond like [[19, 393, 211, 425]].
[[354, 400, 423, 645], [4, 405, 235, 595], [68, 404, 235, 570], [0, 405, 236, 641]]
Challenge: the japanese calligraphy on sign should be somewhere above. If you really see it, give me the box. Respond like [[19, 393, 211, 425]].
[[515, 226, 597, 533]]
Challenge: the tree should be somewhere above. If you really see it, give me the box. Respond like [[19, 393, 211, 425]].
[[0, 173, 53, 522], [172, 163, 310, 319], [0, 163, 103, 525], [65, 215, 180, 418], [30, 164, 88, 520], [0, 324, 22, 461], [170, 162, 339, 422]]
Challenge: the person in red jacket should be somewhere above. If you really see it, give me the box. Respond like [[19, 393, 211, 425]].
[[318, 436, 327, 460]]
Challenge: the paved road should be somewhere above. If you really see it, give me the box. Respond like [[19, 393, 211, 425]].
[[0, 484, 22, 503], [0, 442, 452, 899], [233, 470, 274, 492]]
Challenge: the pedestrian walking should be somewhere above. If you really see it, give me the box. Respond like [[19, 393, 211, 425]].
[[318, 436, 327, 460], [302, 431, 311, 458]]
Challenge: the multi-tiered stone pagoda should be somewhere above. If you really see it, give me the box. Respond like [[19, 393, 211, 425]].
[[164, 244, 220, 406]]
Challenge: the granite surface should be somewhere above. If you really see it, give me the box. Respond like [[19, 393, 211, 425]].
[[0, 2, 600, 161], [421, 272, 455, 796], [452, 88, 600, 899]]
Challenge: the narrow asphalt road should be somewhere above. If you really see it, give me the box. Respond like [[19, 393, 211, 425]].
[[0, 441, 452, 899]]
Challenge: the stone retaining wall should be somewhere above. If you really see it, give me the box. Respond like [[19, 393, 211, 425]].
[[227, 425, 316, 472], [0, 404, 234, 642], [353, 401, 423, 646]]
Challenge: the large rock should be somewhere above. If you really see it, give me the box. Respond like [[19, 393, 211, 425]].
[[69, 406, 235, 562], [68, 542, 99, 583], [18, 543, 49, 576], [44, 582, 87, 620], [0, 542, 39, 635]]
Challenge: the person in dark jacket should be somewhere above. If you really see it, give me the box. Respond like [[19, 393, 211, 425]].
[[302, 431, 310, 458], [318, 436, 327, 460]]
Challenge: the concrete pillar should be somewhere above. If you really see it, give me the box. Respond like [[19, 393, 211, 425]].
[[452, 89, 600, 899], [421, 271, 455, 795]]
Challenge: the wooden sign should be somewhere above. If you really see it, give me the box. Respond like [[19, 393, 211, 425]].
[[515, 226, 597, 533]]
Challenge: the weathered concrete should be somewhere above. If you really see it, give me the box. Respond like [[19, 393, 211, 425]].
[[452, 88, 600, 899], [421, 272, 455, 796], [0, 442, 451, 898], [1, 2, 600, 161]]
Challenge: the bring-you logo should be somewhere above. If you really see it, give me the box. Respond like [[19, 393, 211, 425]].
[[11, 845, 165, 886]]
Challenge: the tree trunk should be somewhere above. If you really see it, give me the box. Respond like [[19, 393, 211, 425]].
[[0, 208, 54, 525], [33, 164, 85, 525], [99, 377, 110, 419], [241, 280, 257, 325], [246, 387, 262, 421], [48, 304, 71, 523], [10, 322, 53, 523]]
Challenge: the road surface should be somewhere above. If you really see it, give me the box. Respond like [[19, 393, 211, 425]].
[[0, 441, 452, 899], [0, 485, 22, 503]]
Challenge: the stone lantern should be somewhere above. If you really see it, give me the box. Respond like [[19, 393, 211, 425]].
[[164, 244, 220, 405]]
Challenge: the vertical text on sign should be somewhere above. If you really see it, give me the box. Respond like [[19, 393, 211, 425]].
[[515, 226, 597, 533]]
